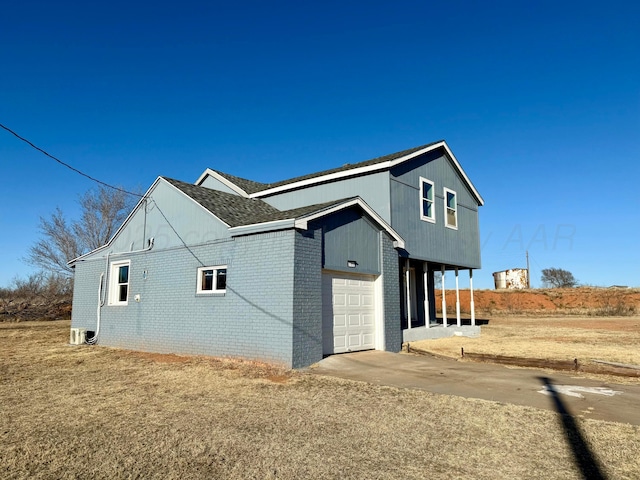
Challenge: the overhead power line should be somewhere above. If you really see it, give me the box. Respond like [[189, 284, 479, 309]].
[[0, 122, 143, 198]]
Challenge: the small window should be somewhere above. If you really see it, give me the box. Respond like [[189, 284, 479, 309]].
[[197, 266, 227, 294], [109, 260, 130, 305], [420, 177, 435, 223], [444, 188, 458, 229]]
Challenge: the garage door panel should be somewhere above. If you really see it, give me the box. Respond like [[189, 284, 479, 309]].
[[362, 313, 374, 326], [348, 314, 361, 326], [333, 314, 347, 327], [362, 333, 375, 347], [348, 294, 361, 307], [334, 335, 346, 349], [323, 272, 377, 355], [333, 293, 346, 306]]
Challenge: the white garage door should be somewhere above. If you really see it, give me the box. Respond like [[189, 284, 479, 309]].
[[322, 272, 377, 355]]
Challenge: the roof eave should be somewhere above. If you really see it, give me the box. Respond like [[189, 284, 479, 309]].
[[228, 218, 296, 236]]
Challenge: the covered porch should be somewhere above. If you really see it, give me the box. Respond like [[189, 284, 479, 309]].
[[399, 258, 481, 343]]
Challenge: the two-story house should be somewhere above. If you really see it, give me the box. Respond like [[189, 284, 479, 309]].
[[69, 140, 483, 368]]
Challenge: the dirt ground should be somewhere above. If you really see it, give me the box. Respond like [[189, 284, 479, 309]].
[[2, 320, 640, 479], [438, 287, 640, 316]]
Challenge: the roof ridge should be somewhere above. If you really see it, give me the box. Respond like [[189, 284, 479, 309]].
[[207, 141, 443, 194]]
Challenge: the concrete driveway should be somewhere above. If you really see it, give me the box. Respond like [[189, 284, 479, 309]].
[[308, 350, 640, 426]]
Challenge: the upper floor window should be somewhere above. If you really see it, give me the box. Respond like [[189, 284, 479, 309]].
[[109, 260, 130, 305], [444, 188, 458, 229], [197, 265, 227, 294], [420, 177, 435, 223]]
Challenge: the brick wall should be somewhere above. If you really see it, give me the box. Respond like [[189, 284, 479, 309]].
[[291, 227, 323, 368], [381, 233, 402, 351], [72, 231, 297, 366]]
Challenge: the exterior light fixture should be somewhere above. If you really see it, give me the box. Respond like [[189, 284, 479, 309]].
[[347, 260, 358, 268]]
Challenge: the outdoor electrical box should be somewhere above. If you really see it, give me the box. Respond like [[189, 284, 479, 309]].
[[69, 328, 86, 345]]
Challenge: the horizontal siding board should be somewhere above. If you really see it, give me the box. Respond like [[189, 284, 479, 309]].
[[262, 172, 391, 223], [322, 209, 381, 275], [390, 151, 481, 268], [110, 180, 230, 253]]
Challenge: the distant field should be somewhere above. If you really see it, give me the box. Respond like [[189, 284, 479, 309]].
[[2, 320, 640, 479]]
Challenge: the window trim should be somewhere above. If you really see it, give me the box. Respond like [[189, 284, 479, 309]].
[[108, 260, 130, 306], [419, 177, 436, 223], [196, 265, 227, 295], [444, 187, 458, 230]]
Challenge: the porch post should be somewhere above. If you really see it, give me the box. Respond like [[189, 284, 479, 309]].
[[441, 266, 447, 328], [405, 259, 411, 329], [470, 269, 476, 326], [423, 262, 430, 328], [455, 267, 461, 327]]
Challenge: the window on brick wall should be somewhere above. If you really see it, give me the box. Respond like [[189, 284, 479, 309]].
[[108, 260, 130, 305], [197, 265, 227, 294]]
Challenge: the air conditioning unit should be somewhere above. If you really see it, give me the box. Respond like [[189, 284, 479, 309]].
[[69, 328, 87, 345]]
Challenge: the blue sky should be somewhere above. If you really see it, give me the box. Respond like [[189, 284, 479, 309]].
[[1, 0, 638, 289]]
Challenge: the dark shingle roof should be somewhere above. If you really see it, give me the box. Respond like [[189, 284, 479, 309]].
[[211, 141, 443, 194], [262, 141, 442, 191], [164, 178, 280, 227], [214, 172, 269, 195], [164, 177, 354, 228]]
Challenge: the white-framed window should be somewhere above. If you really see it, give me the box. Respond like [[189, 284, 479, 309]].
[[419, 177, 435, 223], [108, 260, 130, 305], [444, 188, 458, 229], [197, 265, 227, 294]]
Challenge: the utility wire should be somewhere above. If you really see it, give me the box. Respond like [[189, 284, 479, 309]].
[[0, 122, 143, 198], [2, 123, 209, 267]]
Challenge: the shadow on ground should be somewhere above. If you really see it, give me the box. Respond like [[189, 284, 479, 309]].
[[538, 377, 607, 480]]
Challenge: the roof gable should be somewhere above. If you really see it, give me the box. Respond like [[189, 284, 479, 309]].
[[195, 168, 268, 196], [164, 178, 280, 227]]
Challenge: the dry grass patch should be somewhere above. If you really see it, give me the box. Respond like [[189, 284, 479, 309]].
[[412, 316, 640, 371], [2, 320, 640, 479]]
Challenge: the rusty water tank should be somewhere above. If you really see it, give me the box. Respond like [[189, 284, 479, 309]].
[[493, 268, 528, 289]]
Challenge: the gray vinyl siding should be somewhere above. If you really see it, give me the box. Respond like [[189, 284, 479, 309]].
[[80, 180, 230, 262], [199, 175, 242, 195], [322, 208, 381, 275], [390, 151, 481, 268], [71, 230, 298, 366], [261, 171, 392, 223]]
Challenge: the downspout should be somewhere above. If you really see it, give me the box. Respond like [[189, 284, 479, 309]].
[[86, 252, 110, 345], [85, 237, 155, 345]]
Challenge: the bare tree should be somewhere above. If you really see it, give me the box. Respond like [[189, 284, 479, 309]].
[[541, 268, 577, 288], [26, 208, 82, 277], [73, 187, 135, 251], [433, 270, 442, 289], [26, 186, 138, 277]]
